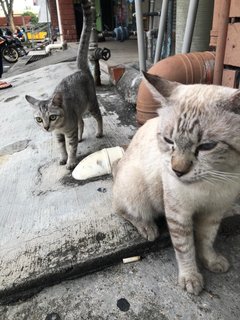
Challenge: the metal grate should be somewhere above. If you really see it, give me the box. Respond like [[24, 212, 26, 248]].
[[25, 50, 49, 64]]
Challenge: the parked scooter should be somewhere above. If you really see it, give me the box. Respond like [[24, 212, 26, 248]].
[[0, 35, 27, 63]]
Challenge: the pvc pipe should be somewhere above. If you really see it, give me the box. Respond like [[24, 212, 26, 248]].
[[45, 43, 63, 54], [213, 0, 231, 85], [135, 0, 146, 72], [55, 0, 64, 43], [154, 0, 169, 64], [181, 0, 199, 53]]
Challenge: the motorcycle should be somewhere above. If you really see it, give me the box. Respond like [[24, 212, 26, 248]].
[[0, 35, 27, 63]]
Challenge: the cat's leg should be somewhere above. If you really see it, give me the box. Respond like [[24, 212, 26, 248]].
[[89, 102, 103, 138], [165, 206, 203, 295], [113, 169, 159, 241], [116, 208, 159, 241], [78, 117, 84, 142], [195, 214, 230, 273], [64, 129, 79, 170], [56, 133, 68, 165]]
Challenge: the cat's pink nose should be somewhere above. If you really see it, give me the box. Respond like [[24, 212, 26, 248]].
[[171, 156, 193, 177], [172, 168, 185, 177]]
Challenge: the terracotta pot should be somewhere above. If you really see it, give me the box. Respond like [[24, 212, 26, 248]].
[[136, 51, 216, 125]]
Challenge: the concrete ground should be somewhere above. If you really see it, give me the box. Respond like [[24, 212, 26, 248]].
[[0, 40, 240, 319], [0, 230, 240, 320]]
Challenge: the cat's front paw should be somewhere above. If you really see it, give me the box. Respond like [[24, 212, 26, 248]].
[[179, 272, 204, 295], [203, 255, 230, 273], [96, 132, 103, 138], [66, 161, 78, 170], [59, 158, 67, 165], [136, 222, 159, 242]]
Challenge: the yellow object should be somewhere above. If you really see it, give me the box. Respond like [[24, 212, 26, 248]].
[[26, 31, 47, 40]]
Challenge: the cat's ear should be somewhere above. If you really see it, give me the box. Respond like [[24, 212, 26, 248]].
[[142, 71, 179, 106], [25, 95, 39, 108], [52, 92, 63, 107], [227, 90, 240, 114]]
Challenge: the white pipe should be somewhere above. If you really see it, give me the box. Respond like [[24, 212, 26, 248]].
[[45, 43, 63, 54], [55, 0, 64, 43], [154, 0, 169, 64], [181, 0, 199, 53], [135, 0, 146, 72]]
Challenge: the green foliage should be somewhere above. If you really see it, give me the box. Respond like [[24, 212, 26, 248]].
[[22, 11, 38, 25]]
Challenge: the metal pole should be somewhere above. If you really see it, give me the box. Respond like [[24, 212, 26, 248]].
[[149, 0, 155, 30], [135, 0, 146, 72], [45, 0, 52, 42], [181, 0, 199, 53], [154, 0, 169, 64], [55, 0, 64, 43]]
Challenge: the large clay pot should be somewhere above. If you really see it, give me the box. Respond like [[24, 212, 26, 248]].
[[136, 51, 215, 125]]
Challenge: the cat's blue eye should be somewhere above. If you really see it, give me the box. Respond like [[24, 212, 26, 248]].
[[197, 142, 218, 152], [49, 115, 57, 121], [164, 137, 174, 145], [36, 117, 43, 123]]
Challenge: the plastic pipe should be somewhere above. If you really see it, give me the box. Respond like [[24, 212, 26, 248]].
[[181, 0, 199, 53], [154, 0, 169, 64], [213, 0, 231, 85], [45, 43, 63, 53], [135, 0, 146, 72]]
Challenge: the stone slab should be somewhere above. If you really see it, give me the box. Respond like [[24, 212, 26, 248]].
[[0, 62, 171, 303]]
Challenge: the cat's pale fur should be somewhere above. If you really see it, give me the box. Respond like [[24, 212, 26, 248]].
[[113, 72, 240, 295], [25, 0, 102, 170]]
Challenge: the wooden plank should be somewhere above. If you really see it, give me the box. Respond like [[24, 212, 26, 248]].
[[210, 33, 218, 47], [210, 0, 222, 47], [229, 0, 240, 18], [222, 69, 237, 87], [224, 23, 240, 67]]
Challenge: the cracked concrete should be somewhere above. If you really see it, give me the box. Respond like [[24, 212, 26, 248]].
[[0, 59, 167, 305]]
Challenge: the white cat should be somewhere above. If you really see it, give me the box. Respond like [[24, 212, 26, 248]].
[[113, 72, 240, 295]]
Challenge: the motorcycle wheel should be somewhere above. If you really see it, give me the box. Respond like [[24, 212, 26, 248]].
[[17, 47, 27, 57], [20, 48, 27, 56], [2, 47, 19, 63]]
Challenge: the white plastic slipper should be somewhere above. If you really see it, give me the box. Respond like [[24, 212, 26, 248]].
[[72, 146, 125, 180]]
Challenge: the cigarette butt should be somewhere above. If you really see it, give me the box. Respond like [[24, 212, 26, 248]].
[[122, 256, 141, 264]]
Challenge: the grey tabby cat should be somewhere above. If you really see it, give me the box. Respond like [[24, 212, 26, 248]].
[[25, 0, 103, 170], [113, 71, 240, 295]]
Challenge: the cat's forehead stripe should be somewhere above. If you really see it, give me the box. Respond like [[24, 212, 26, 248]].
[[177, 105, 201, 133], [40, 104, 48, 113]]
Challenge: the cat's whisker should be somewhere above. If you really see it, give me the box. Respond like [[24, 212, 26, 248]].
[[211, 170, 240, 178], [208, 173, 237, 184], [201, 177, 216, 186], [209, 170, 240, 181]]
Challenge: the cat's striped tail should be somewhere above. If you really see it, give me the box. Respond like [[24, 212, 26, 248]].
[[76, 0, 92, 71]]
